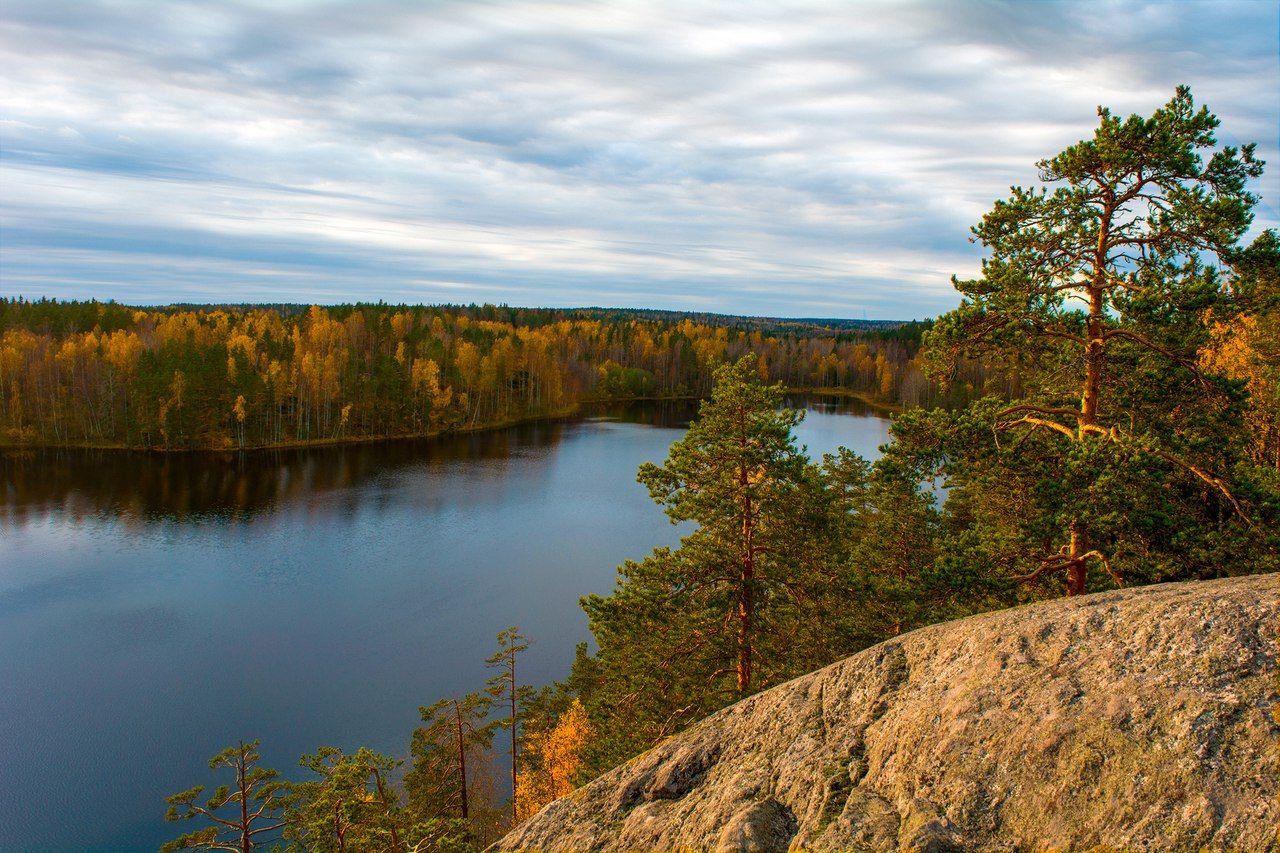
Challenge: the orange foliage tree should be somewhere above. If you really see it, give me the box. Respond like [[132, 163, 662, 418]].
[[513, 700, 591, 824]]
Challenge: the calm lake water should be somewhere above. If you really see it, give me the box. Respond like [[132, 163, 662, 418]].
[[0, 397, 890, 851]]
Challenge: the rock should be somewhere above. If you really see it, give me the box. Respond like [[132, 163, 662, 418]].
[[897, 798, 961, 852], [493, 574, 1280, 852], [714, 799, 797, 853]]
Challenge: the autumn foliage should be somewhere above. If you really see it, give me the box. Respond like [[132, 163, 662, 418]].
[[1203, 308, 1280, 470], [512, 700, 591, 823], [0, 300, 952, 450]]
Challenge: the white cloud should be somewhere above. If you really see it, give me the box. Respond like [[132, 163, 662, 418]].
[[0, 0, 1275, 318]]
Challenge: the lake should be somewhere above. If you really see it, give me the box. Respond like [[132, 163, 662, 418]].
[[0, 396, 891, 851]]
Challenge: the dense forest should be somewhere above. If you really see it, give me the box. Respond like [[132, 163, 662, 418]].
[[0, 300, 989, 451], [135, 88, 1278, 852]]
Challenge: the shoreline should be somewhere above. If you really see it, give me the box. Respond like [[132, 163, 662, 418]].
[[0, 388, 898, 455]]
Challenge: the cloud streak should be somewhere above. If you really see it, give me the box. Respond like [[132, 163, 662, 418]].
[[0, 0, 1275, 318]]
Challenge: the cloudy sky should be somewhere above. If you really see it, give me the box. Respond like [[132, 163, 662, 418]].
[[0, 1, 1276, 319]]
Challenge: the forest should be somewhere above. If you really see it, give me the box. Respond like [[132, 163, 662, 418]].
[[0, 300, 987, 451], [97, 88, 1280, 851]]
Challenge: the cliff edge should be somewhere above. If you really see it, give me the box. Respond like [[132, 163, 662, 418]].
[[496, 574, 1279, 852]]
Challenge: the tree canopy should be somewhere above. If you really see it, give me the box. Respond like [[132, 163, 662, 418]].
[[912, 85, 1275, 594], [162, 741, 288, 853]]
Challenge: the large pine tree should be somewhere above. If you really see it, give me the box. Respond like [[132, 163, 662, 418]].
[[905, 86, 1276, 595], [576, 357, 863, 768]]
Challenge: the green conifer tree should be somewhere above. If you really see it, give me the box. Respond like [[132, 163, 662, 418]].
[[161, 740, 288, 853], [909, 85, 1275, 595]]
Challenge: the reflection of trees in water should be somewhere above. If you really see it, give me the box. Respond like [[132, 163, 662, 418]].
[[782, 393, 876, 417], [0, 398, 848, 527], [0, 419, 578, 526], [583, 398, 700, 427], [590, 394, 876, 423]]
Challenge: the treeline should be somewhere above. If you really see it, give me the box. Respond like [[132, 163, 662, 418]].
[[0, 300, 995, 450]]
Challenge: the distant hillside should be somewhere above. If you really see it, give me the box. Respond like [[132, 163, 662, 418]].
[[569, 307, 911, 336], [153, 302, 917, 336]]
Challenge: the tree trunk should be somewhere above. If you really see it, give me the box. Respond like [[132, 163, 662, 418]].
[[737, 554, 752, 693], [455, 701, 469, 820], [1081, 284, 1104, 431], [373, 769, 402, 850], [1066, 524, 1088, 597], [238, 745, 251, 853], [509, 653, 518, 819], [1067, 205, 1113, 598], [737, 407, 753, 694]]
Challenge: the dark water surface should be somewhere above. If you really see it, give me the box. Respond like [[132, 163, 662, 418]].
[[0, 397, 890, 851]]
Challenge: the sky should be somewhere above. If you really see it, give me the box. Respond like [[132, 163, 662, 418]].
[[0, 1, 1276, 320]]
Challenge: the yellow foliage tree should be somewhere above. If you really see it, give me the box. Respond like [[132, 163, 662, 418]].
[[512, 700, 590, 824], [1202, 312, 1280, 469]]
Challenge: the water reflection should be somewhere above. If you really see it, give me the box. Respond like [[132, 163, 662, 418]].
[[1, 432, 544, 526], [0, 401, 705, 528], [0, 397, 886, 851]]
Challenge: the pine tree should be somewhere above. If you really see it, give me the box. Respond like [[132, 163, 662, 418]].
[[406, 693, 495, 827], [916, 86, 1275, 595], [284, 747, 406, 853], [634, 355, 807, 694], [161, 740, 289, 853], [576, 356, 854, 766], [484, 627, 532, 823]]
